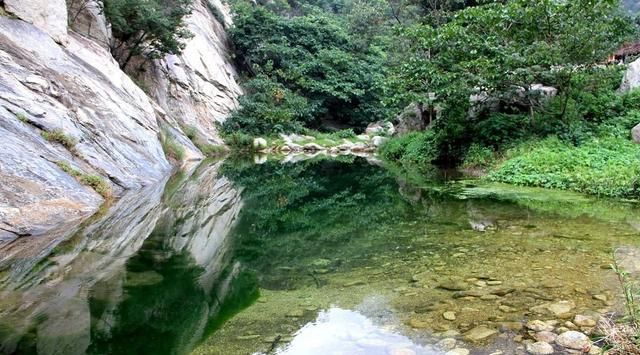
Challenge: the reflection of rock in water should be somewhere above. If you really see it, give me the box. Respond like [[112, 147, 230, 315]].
[[276, 308, 440, 355], [162, 161, 244, 292], [467, 202, 497, 232], [0, 161, 245, 355], [397, 179, 422, 204]]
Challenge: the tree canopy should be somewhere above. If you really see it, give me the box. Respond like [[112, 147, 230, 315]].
[[103, 0, 194, 70]]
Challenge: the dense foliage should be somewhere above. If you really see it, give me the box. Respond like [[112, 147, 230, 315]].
[[103, 0, 193, 69], [386, 0, 635, 162], [222, 0, 640, 197], [222, 0, 395, 135]]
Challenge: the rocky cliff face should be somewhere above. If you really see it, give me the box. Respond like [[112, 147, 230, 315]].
[[0, 0, 242, 239], [142, 0, 242, 146]]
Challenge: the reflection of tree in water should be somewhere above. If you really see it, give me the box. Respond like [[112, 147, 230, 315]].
[[220, 158, 434, 290]]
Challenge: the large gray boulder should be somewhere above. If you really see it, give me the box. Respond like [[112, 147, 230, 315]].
[[4, 0, 69, 45], [620, 60, 640, 142], [620, 58, 640, 92]]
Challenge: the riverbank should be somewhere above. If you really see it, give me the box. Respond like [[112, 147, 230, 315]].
[[378, 120, 640, 200]]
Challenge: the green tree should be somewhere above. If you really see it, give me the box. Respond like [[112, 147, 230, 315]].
[[386, 0, 634, 160], [103, 0, 194, 70], [226, 1, 391, 135]]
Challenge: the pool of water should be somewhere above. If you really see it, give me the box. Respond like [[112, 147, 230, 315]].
[[0, 157, 638, 355]]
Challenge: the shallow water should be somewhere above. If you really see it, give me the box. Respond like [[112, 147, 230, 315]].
[[0, 157, 638, 355]]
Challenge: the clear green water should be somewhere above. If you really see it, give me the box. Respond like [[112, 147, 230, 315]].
[[0, 157, 638, 355]]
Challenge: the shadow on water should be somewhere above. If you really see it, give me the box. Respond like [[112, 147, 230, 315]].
[[0, 156, 639, 355]]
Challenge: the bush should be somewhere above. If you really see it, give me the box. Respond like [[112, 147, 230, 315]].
[[103, 0, 193, 69], [223, 131, 255, 150], [327, 129, 356, 140], [379, 131, 438, 166], [228, 3, 390, 133], [462, 144, 496, 170], [15, 112, 28, 123], [222, 75, 311, 135], [474, 113, 529, 148], [79, 175, 112, 198], [183, 125, 198, 140], [489, 136, 640, 198], [198, 144, 228, 157], [42, 129, 77, 150]]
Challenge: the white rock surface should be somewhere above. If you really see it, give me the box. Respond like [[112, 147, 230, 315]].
[[4, 0, 69, 44], [67, 0, 112, 46], [620, 58, 640, 92], [632, 123, 640, 143], [143, 0, 242, 145], [0, 17, 173, 236]]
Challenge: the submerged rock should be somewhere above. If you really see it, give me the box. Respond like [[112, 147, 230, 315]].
[[533, 331, 557, 343], [526, 341, 554, 355], [556, 331, 590, 350], [438, 280, 469, 291], [526, 320, 554, 332], [408, 318, 429, 329], [463, 326, 497, 342], [530, 300, 575, 317], [437, 338, 457, 350], [442, 311, 456, 321], [573, 315, 596, 327]]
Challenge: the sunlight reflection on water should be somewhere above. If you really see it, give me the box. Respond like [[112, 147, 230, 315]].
[[275, 308, 442, 355]]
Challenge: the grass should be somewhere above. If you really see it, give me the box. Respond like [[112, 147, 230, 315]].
[[42, 129, 77, 150], [184, 125, 198, 140], [595, 255, 640, 354], [56, 161, 112, 198], [182, 124, 228, 157], [160, 129, 185, 162], [198, 143, 228, 157], [488, 136, 640, 198], [15, 112, 28, 123]]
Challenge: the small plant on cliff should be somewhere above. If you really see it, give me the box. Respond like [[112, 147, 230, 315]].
[[160, 129, 185, 162], [42, 129, 77, 150], [103, 0, 194, 70], [56, 161, 112, 198], [15, 112, 29, 123]]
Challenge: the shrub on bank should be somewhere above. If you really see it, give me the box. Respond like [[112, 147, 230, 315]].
[[378, 131, 437, 166], [488, 137, 640, 198]]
